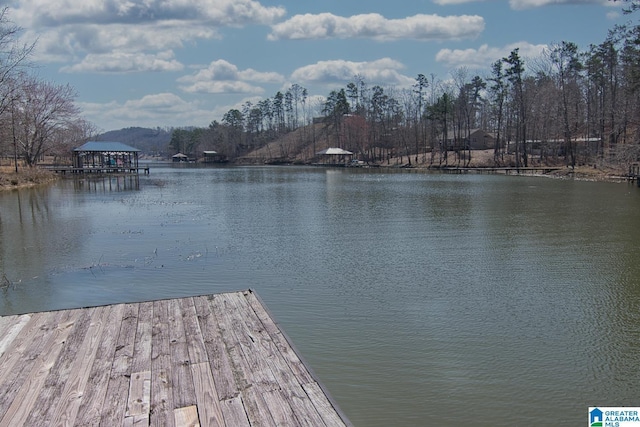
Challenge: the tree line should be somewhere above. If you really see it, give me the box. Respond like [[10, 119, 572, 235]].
[[1, 3, 638, 170], [179, 4, 639, 169], [170, 83, 313, 161]]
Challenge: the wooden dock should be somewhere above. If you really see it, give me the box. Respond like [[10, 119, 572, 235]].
[[45, 166, 150, 175], [433, 165, 564, 174], [0, 290, 350, 427]]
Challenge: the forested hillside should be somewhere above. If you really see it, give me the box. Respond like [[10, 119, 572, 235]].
[[164, 13, 640, 170], [97, 127, 172, 157]]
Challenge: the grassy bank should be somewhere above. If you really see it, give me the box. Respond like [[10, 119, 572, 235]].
[[0, 166, 59, 191], [376, 150, 632, 182]]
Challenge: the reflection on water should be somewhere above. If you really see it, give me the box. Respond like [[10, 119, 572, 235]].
[[1, 166, 640, 426], [71, 174, 140, 192]]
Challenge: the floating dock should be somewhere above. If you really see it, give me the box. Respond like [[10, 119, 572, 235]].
[[0, 290, 350, 426]]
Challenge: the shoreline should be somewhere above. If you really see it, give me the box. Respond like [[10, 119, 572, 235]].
[[0, 163, 636, 192], [0, 167, 59, 191]]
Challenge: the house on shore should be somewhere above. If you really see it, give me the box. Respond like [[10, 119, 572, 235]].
[[441, 129, 496, 150]]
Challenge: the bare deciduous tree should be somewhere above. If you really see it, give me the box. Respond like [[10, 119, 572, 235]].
[[12, 77, 81, 166], [0, 7, 35, 116]]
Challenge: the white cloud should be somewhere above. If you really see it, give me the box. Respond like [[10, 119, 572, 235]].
[[79, 92, 213, 130], [61, 50, 184, 73], [11, 0, 286, 70], [290, 58, 414, 87], [182, 80, 266, 94], [237, 69, 285, 84], [177, 59, 285, 94], [508, 0, 608, 9], [433, 0, 611, 8], [433, 0, 484, 4], [14, 0, 286, 28], [268, 13, 485, 41], [434, 0, 610, 8], [435, 42, 548, 70], [606, 11, 620, 20], [28, 21, 219, 64], [125, 93, 189, 111]]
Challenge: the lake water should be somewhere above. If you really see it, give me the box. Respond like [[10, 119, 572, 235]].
[[1, 165, 640, 426]]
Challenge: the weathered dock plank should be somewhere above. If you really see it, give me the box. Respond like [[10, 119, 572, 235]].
[[189, 362, 225, 427], [229, 292, 328, 426], [173, 405, 199, 426], [220, 395, 251, 427], [51, 305, 112, 426], [0, 290, 352, 426], [99, 303, 140, 426], [0, 311, 64, 418], [126, 370, 151, 418], [0, 309, 78, 427], [76, 304, 131, 426], [178, 298, 208, 366], [150, 298, 174, 427], [23, 307, 95, 426], [0, 314, 31, 359], [74, 303, 128, 426], [209, 293, 279, 426]]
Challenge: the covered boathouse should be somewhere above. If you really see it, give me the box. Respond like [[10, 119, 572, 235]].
[[72, 141, 148, 174]]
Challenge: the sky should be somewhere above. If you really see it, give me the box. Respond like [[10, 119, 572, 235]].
[[5, 0, 633, 132]]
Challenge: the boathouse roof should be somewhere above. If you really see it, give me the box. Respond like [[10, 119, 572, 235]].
[[74, 141, 141, 153], [316, 147, 353, 155]]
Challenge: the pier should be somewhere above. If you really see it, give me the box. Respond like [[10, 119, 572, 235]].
[[46, 165, 150, 175], [630, 163, 640, 187], [0, 290, 350, 426], [433, 165, 564, 174]]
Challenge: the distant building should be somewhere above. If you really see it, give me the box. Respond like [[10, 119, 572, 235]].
[[172, 153, 189, 162], [440, 129, 496, 150], [315, 147, 354, 165], [202, 151, 227, 163]]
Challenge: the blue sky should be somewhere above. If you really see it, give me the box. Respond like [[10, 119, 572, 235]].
[[6, 0, 630, 132]]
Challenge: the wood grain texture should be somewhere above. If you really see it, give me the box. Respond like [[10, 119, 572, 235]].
[[75, 303, 129, 426], [189, 362, 224, 427], [0, 291, 350, 427], [0, 314, 31, 359], [0, 309, 78, 427], [173, 405, 200, 427]]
